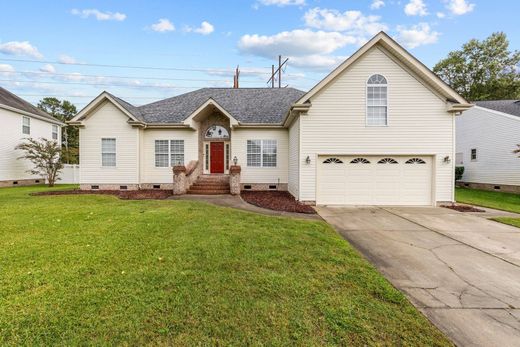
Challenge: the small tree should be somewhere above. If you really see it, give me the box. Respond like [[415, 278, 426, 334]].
[[16, 138, 63, 187]]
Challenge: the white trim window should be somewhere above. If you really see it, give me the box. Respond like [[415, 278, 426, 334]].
[[22, 116, 31, 135], [52, 125, 59, 140], [247, 140, 277, 167], [101, 138, 116, 167], [154, 140, 185, 167], [471, 148, 477, 161], [367, 74, 388, 126]]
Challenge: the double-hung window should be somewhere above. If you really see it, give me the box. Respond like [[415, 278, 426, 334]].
[[247, 140, 277, 167], [154, 140, 184, 167], [367, 74, 388, 126], [52, 125, 59, 140], [101, 138, 116, 167], [22, 116, 31, 135]]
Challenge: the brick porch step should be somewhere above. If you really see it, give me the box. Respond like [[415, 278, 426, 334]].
[[187, 174, 231, 195]]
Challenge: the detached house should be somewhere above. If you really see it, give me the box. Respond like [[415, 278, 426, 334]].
[[70, 32, 471, 206], [0, 87, 64, 187]]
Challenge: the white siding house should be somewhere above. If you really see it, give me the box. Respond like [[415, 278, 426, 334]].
[[0, 87, 64, 187], [71, 32, 471, 205], [456, 102, 520, 192]]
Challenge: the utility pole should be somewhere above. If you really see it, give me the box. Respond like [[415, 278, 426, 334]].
[[267, 55, 289, 88], [233, 65, 240, 88]]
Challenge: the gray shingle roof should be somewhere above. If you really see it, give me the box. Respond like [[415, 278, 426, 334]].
[[475, 100, 520, 118], [116, 88, 305, 124], [0, 86, 62, 123]]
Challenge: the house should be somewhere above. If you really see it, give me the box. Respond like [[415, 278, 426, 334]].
[[0, 87, 64, 187], [456, 100, 520, 193], [70, 32, 471, 206]]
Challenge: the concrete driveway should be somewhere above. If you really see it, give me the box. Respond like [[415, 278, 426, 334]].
[[316, 206, 520, 347]]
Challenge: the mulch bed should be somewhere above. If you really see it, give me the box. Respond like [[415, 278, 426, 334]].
[[241, 191, 316, 214], [32, 189, 173, 200], [441, 204, 485, 213]]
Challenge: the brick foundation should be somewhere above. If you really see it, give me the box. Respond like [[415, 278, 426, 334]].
[[0, 178, 44, 187], [457, 181, 520, 194]]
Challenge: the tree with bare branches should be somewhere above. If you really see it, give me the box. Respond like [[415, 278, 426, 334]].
[[16, 138, 63, 187]]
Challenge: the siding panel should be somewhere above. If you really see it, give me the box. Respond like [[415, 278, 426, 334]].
[[288, 118, 300, 197], [300, 46, 454, 202]]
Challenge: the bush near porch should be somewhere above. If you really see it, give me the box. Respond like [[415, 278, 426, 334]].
[[0, 185, 451, 346]]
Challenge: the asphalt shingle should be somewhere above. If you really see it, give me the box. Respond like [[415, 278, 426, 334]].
[[130, 88, 306, 124], [0, 86, 61, 123], [475, 100, 520, 118]]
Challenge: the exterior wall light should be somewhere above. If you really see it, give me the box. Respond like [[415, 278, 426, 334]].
[[443, 156, 451, 164], [305, 156, 311, 165], [233, 156, 238, 165]]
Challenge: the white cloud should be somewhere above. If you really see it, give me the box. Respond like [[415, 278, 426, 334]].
[[257, 0, 305, 6], [404, 0, 428, 16], [39, 64, 56, 73], [184, 21, 215, 35], [446, 0, 475, 15], [0, 41, 43, 59], [58, 54, 78, 64], [0, 64, 15, 77], [239, 29, 357, 58], [150, 19, 175, 32], [436, 12, 446, 18], [370, 0, 385, 10], [289, 54, 346, 70], [71, 8, 126, 21], [303, 7, 387, 36], [395, 23, 439, 49]]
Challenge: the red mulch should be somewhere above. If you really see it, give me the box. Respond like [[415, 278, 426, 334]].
[[32, 189, 173, 200], [441, 204, 485, 213], [241, 191, 316, 214]]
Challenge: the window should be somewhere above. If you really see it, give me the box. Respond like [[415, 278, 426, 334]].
[[471, 148, 477, 161], [225, 143, 230, 170], [350, 158, 370, 164], [205, 143, 210, 170], [155, 140, 169, 167], [171, 140, 184, 165], [367, 74, 388, 126], [405, 158, 426, 164], [22, 116, 30, 135], [455, 152, 463, 165], [377, 158, 398, 164], [323, 157, 344, 164], [101, 138, 116, 167], [247, 140, 277, 167], [205, 125, 229, 139], [52, 125, 59, 140], [154, 139, 185, 167]]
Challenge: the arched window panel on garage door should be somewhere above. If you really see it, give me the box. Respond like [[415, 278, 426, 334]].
[[350, 158, 371, 164], [377, 158, 398, 164], [405, 158, 426, 164], [323, 157, 344, 164]]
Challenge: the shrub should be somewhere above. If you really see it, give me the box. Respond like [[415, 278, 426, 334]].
[[455, 166, 465, 181]]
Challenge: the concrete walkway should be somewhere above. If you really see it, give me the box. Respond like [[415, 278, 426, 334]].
[[316, 205, 520, 347], [168, 194, 321, 220]]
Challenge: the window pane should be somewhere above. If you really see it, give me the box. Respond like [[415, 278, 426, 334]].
[[367, 106, 387, 126], [262, 140, 277, 167], [102, 153, 116, 167], [22, 117, 30, 134], [101, 138, 116, 167], [170, 140, 184, 165], [247, 140, 261, 167], [52, 125, 58, 140]]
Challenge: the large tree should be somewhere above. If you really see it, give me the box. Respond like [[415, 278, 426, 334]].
[[37, 98, 79, 164], [433, 32, 520, 101]]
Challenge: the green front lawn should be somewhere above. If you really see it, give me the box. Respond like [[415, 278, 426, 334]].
[[0, 186, 451, 346], [456, 187, 520, 227]]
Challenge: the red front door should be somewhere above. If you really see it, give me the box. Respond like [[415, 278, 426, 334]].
[[210, 142, 224, 173]]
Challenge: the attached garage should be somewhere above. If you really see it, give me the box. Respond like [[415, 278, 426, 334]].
[[317, 155, 433, 206]]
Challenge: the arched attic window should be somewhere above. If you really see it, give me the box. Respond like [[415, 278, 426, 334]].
[[205, 125, 229, 139], [367, 74, 388, 126]]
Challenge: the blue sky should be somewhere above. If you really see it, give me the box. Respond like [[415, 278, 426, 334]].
[[0, 0, 518, 108]]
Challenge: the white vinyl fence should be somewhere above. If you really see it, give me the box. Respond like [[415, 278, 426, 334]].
[[59, 164, 80, 184]]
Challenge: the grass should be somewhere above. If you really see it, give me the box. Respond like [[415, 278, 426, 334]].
[[0, 185, 451, 346], [456, 187, 520, 228]]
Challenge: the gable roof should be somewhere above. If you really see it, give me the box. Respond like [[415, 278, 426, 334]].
[[475, 100, 520, 118], [72, 88, 305, 126], [296, 31, 471, 109], [0, 86, 64, 125]]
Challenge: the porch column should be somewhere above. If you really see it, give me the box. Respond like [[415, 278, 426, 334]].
[[229, 165, 241, 195], [172, 165, 187, 195]]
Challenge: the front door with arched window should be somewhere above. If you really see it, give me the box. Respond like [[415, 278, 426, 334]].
[[204, 125, 230, 174]]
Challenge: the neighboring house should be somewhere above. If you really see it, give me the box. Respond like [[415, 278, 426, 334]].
[[0, 87, 64, 187], [70, 32, 471, 206], [456, 100, 520, 193]]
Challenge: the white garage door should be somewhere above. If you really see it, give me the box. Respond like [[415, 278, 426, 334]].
[[317, 156, 433, 206]]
